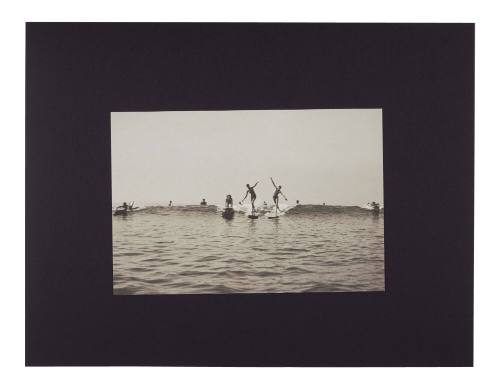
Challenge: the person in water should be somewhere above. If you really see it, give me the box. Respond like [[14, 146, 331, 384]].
[[225, 195, 233, 208], [270, 177, 287, 211], [200, 198, 207, 206], [240, 182, 259, 213], [296, 200, 300, 205], [116, 202, 129, 211], [370, 201, 380, 213], [168, 200, 172, 207], [116, 202, 138, 212]]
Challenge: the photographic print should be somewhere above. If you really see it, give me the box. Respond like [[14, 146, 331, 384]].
[[112, 109, 384, 294], [26, 22, 473, 366]]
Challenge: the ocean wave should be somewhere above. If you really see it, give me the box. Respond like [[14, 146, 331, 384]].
[[113, 203, 384, 217], [132, 205, 219, 214], [285, 204, 383, 216]]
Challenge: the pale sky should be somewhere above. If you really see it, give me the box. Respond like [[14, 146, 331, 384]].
[[111, 109, 383, 206]]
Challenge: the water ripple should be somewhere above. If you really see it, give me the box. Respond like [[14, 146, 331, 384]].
[[113, 210, 384, 294]]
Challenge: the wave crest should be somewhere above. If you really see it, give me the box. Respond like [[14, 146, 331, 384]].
[[114, 203, 383, 217]]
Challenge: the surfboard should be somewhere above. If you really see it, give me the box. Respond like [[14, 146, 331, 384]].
[[247, 206, 259, 219], [266, 206, 282, 219]]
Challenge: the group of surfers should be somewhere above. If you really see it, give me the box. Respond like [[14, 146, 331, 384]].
[[116, 176, 380, 215], [223, 177, 287, 215], [117, 177, 286, 214]]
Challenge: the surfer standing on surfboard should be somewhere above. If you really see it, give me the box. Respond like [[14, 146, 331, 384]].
[[270, 177, 288, 212], [240, 182, 259, 214]]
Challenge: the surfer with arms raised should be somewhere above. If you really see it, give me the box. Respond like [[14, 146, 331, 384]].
[[240, 182, 259, 215], [270, 177, 288, 212]]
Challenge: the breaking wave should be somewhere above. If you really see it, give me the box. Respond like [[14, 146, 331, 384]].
[[113, 203, 383, 217]]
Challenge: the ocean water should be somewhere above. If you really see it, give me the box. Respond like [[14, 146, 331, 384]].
[[112, 204, 385, 294]]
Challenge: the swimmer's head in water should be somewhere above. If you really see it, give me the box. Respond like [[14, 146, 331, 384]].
[[246, 184, 250, 188]]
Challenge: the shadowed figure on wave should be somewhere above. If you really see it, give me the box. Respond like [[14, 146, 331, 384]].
[[240, 181, 259, 217], [222, 195, 235, 219], [113, 201, 139, 216], [270, 177, 288, 212]]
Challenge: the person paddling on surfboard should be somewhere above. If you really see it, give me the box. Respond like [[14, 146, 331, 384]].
[[116, 202, 129, 211], [240, 182, 259, 215], [116, 201, 138, 211], [115, 202, 138, 214], [270, 177, 288, 212]]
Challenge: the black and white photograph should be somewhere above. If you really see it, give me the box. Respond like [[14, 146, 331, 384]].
[[112, 109, 384, 294], [24, 20, 475, 369]]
